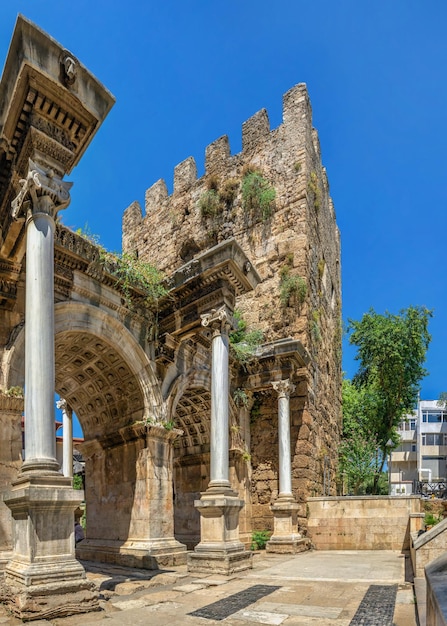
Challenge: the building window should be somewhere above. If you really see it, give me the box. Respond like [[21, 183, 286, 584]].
[[422, 411, 447, 423], [422, 434, 445, 446], [399, 418, 417, 431]]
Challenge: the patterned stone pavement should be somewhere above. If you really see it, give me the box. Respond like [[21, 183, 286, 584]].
[[0, 551, 418, 625]]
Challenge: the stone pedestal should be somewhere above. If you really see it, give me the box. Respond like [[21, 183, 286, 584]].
[[1, 473, 98, 620], [187, 490, 253, 574], [266, 499, 309, 553]]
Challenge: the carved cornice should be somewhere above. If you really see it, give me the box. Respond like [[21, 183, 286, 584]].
[[240, 338, 310, 392], [0, 393, 24, 413]]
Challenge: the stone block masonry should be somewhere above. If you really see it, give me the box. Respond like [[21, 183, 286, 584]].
[[123, 83, 342, 534]]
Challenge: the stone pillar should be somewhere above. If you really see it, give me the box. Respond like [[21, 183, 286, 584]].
[[187, 306, 252, 574], [57, 398, 73, 478], [0, 394, 23, 571], [76, 424, 187, 568], [267, 379, 308, 553], [2, 161, 98, 620]]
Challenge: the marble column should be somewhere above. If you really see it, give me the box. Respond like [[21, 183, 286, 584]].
[[267, 379, 307, 553], [57, 398, 73, 478], [187, 306, 252, 574], [3, 160, 97, 619]]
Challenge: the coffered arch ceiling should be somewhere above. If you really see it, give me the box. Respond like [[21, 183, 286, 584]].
[[173, 387, 211, 456], [55, 331, 144, 440], [53, 302, 162, 441]]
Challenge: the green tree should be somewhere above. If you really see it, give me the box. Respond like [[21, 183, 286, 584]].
[[339, 379, 381, 494], [348, 306, 432, 493]]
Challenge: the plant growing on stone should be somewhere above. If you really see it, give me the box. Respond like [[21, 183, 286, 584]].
[[311, 309, 322, 343], [279, 266, 307, 308], [318, 258, 325, 281], [2, 386, 23, 397], [75, 223, 101, 246], [229, 310, 264, 365], [233, 388, 249, 408], [308, 171, 322, 211], [198, 189, 221, 218], [250, 396, 262, 423], [241, 170, 276, 222], [100, 250, 167, 309], [220, 178, 239, 205], [424, 512, 442, 527]]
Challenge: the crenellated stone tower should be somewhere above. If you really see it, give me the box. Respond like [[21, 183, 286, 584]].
[[123, 84, 342, 534]]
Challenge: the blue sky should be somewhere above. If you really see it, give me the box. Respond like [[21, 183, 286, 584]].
[[1, 1, 447, 439]]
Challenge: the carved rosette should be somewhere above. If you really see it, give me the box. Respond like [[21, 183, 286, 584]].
[[272, 379, 295, 399], [200, 305, 233, 339], [11, 158, 73, 221]]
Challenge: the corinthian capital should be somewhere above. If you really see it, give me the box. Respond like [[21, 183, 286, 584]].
[[11, 159, 72, 220], [201, 305, 233, 337], [272, 379, 295, 399], [56, 397, 72, 417]]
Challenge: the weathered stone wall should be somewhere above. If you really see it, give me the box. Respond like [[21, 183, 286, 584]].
[[411, 518, 447, 578], [307, 496, 422, 551], [123, 83, 342, 533], [426, 552, 447, 626]]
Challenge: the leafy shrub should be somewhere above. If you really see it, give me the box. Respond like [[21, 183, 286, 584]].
[[425, 512, 442, 527], [251, 530, 271, 550], [279, 266, 307, 308], [233, 388, 249, 408], [198, 189, 221, 218], [241, 171, 276, 221], [100, 250, 167, 309]]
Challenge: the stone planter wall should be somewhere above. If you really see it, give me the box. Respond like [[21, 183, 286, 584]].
[[307, 496, 422, 551]]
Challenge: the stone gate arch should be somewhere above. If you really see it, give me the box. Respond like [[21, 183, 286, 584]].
[[2, 301, 187, 567]]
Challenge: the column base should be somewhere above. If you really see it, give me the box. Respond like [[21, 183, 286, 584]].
[[266, 499, 310, 553], [2, 473, 99, 620], [187, 550, 253, 575], [76, 538, 187, 569], [187, 490, 252, 574], [0, 575, 98, 621], [266, 536, 311, 554]]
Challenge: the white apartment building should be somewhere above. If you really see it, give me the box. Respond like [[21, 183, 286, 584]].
[[390, 400, 447, 496]]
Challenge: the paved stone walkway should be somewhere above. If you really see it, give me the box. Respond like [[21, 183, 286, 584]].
[[0, 551, 418, 625]]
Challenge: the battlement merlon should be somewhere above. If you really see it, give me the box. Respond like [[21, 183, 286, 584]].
[[133, 82, 316, 215], [0, 14, 115, 177]]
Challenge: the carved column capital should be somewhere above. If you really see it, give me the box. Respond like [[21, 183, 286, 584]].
[[201, 305, 233, 338], [11, 158, 72, 221], [272, 379, 295, 399], [56, 397, 72, 417]]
